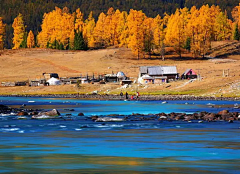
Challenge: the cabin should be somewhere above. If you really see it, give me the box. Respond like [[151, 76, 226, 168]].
[[139, 66, 178, 82], [181, 69, 197, 79]]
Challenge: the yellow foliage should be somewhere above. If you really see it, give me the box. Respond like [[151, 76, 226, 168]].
[[127, 9, 146, 59], [0, 17, 5, 50], [165, 8, 189, 57], [27, 30, 35, 48], [93, 12, 106, 48], [75, 8, 84, 32], [12, 13, 25, 49], [83, 11, 95, 48], [153, 15, 165, 53], [38, 7, 74, 49]]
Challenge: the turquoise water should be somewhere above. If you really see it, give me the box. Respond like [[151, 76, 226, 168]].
[[0, 97, 240, 173]]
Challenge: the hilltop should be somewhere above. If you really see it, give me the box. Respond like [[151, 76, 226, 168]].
[[1, 41, 240, 97]]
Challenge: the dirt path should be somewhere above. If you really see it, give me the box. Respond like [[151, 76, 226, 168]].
[[34, 58, 81, 73]]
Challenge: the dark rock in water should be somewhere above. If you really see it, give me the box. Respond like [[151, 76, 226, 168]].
[[91, 116, 99, 121], [218, 110, 229, 115], [78, 113, 84, 116], [64, 109, 75, 111], [32, 109, 61, 119], [17, 112, 28, 116], [39, 109, 61, 116], [203, 113, 216, 121], [30, 111, 39, 115]]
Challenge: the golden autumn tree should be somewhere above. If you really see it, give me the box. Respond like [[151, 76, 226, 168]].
[[127, 9, 146, 59], [118, 11, 128, 47], [214, 12, 232, 40], [37, 7, 74, 49], [0, 17, 5, 50], [104, 7, 115, 46], [110, 9, 122, 45], [165, 8, 189, 58], [94, 12, 106, 48], [153, 15, 165, 59], [83, 11, 95, 48], [12, 13, 25, 49], [143, 17, 154, 58], [27, 30, 35, 48], [74, 8, 84, 32]]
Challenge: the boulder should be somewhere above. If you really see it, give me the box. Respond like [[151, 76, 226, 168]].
[[218, 110, 229, 115], [32, 109, 61, 119], [38, 109, 61, 116], [17, 111, 28, 116], [78, 113, 84, 116]]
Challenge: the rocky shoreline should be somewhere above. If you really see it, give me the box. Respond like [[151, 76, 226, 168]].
[[1, 104, 240, 123], [0, 94, 240, 101]]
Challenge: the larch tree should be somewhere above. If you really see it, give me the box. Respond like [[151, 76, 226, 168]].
[[93, 12, 106, 48], [118, 11, 128, 47], [165, 8, 189, 58], [83, 11, 95, 48], [0, 17, 5, 50], [127, 9, 146, 59], [104, 7, 115, 46], [27, 30, 35, 48], [143, 17, 154, 58], [74, 8, 84, 32], [153, 15, 165, 59], [12, 13, 26, 49], [214, 12, 232, 41]]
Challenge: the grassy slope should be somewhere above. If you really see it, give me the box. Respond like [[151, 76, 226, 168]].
[[1, 41, 240, 97]]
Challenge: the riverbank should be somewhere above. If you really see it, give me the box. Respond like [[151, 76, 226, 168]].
[[1, 93, 240, 101]]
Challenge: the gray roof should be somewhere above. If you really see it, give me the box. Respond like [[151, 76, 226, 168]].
[[148, 67, 162, 75], [182, 69, 191, 75], [139, 66, 177, 75], [139, 66, 148, 74], [161, 66, 177, 74]]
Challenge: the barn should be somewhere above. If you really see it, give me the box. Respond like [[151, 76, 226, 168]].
[[181, 69, 197, 79]]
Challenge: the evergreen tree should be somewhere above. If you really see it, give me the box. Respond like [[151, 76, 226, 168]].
[[233, 23, 239, 40], [20, 32, 27, 48], [184, 37, 191, 52], [74, 30, 88, 50]]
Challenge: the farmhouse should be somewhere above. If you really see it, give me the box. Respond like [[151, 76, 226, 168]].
[[139, 66, 178, 83], [181, 69, 197, 79]]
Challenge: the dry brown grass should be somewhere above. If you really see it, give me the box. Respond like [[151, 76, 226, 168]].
[[1, 41, 240, 97]]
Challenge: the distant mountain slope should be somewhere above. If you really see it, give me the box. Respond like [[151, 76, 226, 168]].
[[0, 0, 239, 48]]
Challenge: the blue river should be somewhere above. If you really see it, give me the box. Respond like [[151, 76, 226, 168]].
[[0, 97, 240, 174]]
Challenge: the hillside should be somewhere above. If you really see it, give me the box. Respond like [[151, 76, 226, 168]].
[[0, 0, 239, 48], [1, 41, 240, 97]]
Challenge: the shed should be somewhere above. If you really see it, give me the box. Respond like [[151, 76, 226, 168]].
[[181, 69, 197, 79], [138, 75, 154, 84], [47, 77, 61, 86]]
